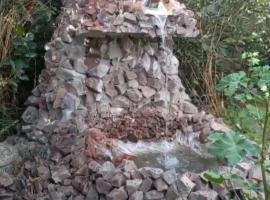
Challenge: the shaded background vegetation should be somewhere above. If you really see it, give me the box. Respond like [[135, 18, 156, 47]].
[[0, 0, 61, 139], [0, 0, 269, 142], [177, 0, 270, 141]]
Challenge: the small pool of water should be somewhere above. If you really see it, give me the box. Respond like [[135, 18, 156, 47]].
[[133, 145, 217, 174]]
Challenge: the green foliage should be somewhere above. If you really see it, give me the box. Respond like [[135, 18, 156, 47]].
[[208, 131, 259, 165], [0, 0, 60, 138], [201, 169, 225, 184], [215, 52, 270, 198], [216, 71, 248, 97], [176, 0, 270, 111], [2, 32, 37, 91]]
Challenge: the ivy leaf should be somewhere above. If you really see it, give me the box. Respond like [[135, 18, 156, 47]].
[[208, 131, 259, 166], [201, 170, 225, 184], [216, 71, 248, 97]]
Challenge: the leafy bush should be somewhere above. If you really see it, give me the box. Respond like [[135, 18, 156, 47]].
[[176, 0, 270, 115], [0, 0, 60, 138], [205, 52, 270, 199]]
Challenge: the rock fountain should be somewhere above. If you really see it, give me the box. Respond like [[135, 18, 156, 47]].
[[0, 0, 236, 199]]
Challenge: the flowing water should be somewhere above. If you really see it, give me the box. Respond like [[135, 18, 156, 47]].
[[113, 132, 216, 173], [118, 0, 216, 173], [133, 146, 216, 174]]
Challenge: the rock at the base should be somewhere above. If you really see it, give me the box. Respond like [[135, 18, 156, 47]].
[[145, 190, 164, 200], [22, 106, 39, 124], [176, 174, 195, 198], [51, 165, 71, 183], [96, 178, 113, 194], [126, 179, 142, 195], [189, 190, 218, 200], [139, 178, 153, 193], [0, 172, 14, 187], [111, 173, 126, 187], [106, 187, 128, 200], [130, 191, 143, 200], [162, 169, 177, 185], [154, 178, 168, 192], [86, 183, 99, 200]]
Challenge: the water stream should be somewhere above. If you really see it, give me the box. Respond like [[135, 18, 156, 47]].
[[143, 1, 172, 165], [116, 0, 216, 173]]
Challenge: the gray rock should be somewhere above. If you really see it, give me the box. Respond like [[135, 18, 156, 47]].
[[141, 53, 151, 72], [147, 78, 163, 90], [168, 75, 184, 92], [108, 40, 122, 59], [51, 165, 71, 183], [0, 144, 20, 174], [145, 190, 164, 200], [121, 37, 134, 53], [105, 83, 118, 97], [96, 178, 112, 194], [114, 71, 125, 85], [176, 174, 195, 199], [115, 84, 127, 94], [183, 101, 198, 114], [162, 169, 177, 185], [126, 179, 142, 195], [139, 178, 152, 193], [72, 176, 87, 192], [145, 43, 155, 56], [121, 160, 138, 172], [149, 59, 162, 79], [62, 92, 80, 110], [111, 173, 126, 187], [88, 59, 111, 78], [137, 71, 148, 86], [166, 184, 180, 199], [86, 183, 99, 200], [60, 185, 74, 197], [74, 58, 88, 74], [140, 167, 164, 179], [112, 96, 131, 108], [154, 178, 168, 192], [98, 161, 116, 180], [161, 55, 179, 75], [210, 121, 230, 133], [130, 191, 143, 200], [88, 160, 101, 172], [126, 89, 142, 102], [37, 165, 50, 180], [188, 190, 218, 200], [26, 130, 48, 144], [100, 42, 108, 57], [106, 3, 117, 14], [124, 70, 137, 81], [249, 166, 263, 181], [62, 31, 72, 43], [128, 80, 139, 89], [49, 191, 66, 200], [140, 86, 156, 98], [86, 78, 103, 93], [22, 106, 39, 124], [124, 13, 137, 24], [0, 172, 14, 187], [26, 96, 40, 106], [107, 187, 128, 200], [53, 88, 66, 109], [57, 67, 86, 81], [67, 79, 86, 96]]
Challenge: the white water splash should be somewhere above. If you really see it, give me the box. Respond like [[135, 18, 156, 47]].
[[112, 131, 211, 158]]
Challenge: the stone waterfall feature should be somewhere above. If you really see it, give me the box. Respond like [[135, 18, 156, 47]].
[[21, 0, 225, 146], [0, 1, 235, 200]]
